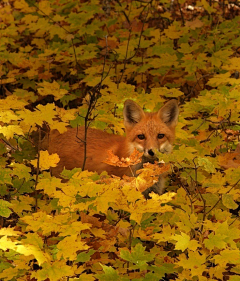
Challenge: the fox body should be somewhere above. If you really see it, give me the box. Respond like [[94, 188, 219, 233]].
[[48, 99, 179, 194]]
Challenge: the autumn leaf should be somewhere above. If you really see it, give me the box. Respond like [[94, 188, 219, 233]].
[[0, 228, 21, 236], [103, 148, 143, 167], [186, 18, 204, 29], [222, 194, 238, 210], [96, 265, 120, 281], [197, 157, 216, 173], [0, 125, 24, 139], [172, 232, 199, 252], [38, 81, 68, 100], [218, 152, 240, 169], [31, 150, 60, 170], [0, 200, 12, 218], [120, 244, 155, 269], [0, 236, 50, 265], [31, 260, 74, 281], [56, 234, 89, 260], [176, 251, 206, 277]]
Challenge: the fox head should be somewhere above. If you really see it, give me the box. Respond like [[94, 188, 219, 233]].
[[123, 99, 179, 159]]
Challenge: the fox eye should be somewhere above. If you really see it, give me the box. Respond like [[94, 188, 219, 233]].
[[157, 134, 165, 139], [137, 134, 145, 140]]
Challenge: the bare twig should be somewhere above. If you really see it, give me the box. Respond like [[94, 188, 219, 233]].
[[176, 0, 185, 26], [117, 28, 132, 86], [34, 127, 41, 212], [0, 138, 18, 151], [114, 0, 130, 24], [77, 36, 110, 171]]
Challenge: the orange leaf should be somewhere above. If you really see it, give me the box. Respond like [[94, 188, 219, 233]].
[[103, 148, 143, 167]]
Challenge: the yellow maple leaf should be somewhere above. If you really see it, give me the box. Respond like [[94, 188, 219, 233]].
[[172, 232, 190, 251], [38, 81, 68, 100], [55, 107, 78, 122], [57, 235, 89, 260], [153, 225, 175, 243], [0, 110, 19, 123], [0, 125, 24, 139], [0, 228, 21, 236], [0, 95, 26, 110], [50, 122, 68, 134], [16, 244, 50, 265], [90, 228, 106, 238], [129, 192, 175, 224], [186, 18, 204, 29], [11, 195, 34, 215], [20, 103, 56, 128], [177, 251, 206, 277], [31, 150, 60, 170], [0, 236, 50, 265], [60, 221, 91, 236], [164, 25, 184, 39], [78, 273, 95, 281], [31, 260, 74, 281], [14, 0, 35, 12], [94, 188, 122, 214], [130, 212, 143, 225], [39, 1, 52, 16]]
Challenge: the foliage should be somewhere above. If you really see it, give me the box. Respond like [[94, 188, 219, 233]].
[[1, 0, 240, 280]]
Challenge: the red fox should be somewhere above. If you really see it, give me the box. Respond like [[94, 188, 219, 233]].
[[48, 99, 179, 195]]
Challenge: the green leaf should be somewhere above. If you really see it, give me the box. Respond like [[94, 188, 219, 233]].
[[120, 244, 155, 269], [0, 169, 12, 185], [31, 260, 74, 281], [198, 157, 216, 173], [173, 232, 190, 251], [148, 263, 176, 279], [0, 199, 12, 218], [222, 194, 238, 210], [76, 249, 95, 262], [96, 265, 120, 281], [204, 232, 227, 251], [12, 163, 31, 180]]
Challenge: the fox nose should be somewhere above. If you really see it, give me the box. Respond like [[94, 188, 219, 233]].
[[148, 149, 155, 157]]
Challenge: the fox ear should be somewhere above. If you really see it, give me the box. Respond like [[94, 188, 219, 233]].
[[158, 99, 179, 127], [123, 100, 145, 127]]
